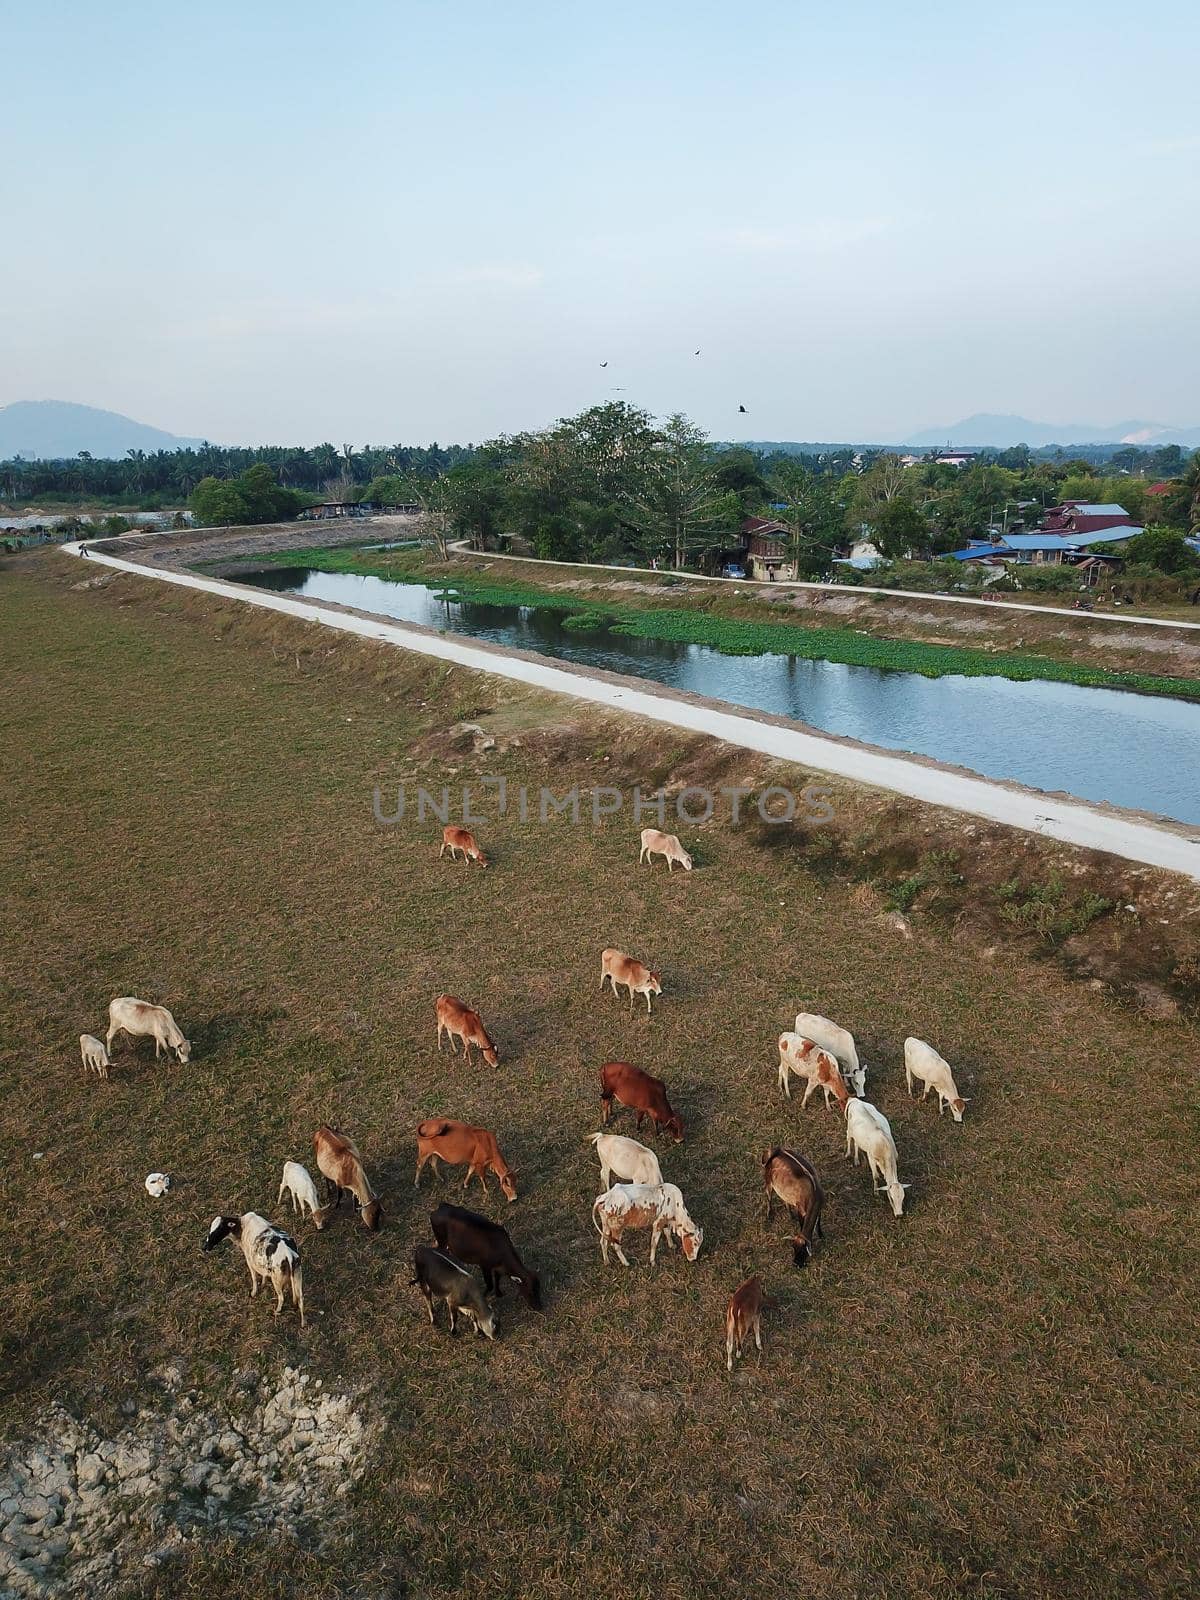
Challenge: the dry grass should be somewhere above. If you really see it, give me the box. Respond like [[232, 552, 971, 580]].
[[1, 553, 1198, 1599]]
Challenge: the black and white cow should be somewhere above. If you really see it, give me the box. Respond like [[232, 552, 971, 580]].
[[203, 1212, 305, 1326]]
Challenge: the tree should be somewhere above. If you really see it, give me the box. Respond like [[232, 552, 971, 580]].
[[631, 415, 736, 569], [191, 477, 249, 526], [770, 460, 845, 577], [404, 473, 457, 560], [872, 497, 929, 559], [1122, 525, 1200, 575]]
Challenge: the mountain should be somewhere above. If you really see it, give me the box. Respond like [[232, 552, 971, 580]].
[[900, 413, 1200, 449], [0, 401, 206, 460]]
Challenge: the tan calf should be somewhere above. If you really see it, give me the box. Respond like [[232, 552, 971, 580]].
[[435, 995, 499, 1067], [414, 1118, 518, 1202], [725, 1275, 766, 1370], [638, 828, 693, 871], [600, 948, 662, 1014], [439, 826, 488, 866]]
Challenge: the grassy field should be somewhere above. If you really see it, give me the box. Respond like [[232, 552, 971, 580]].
[[2, 552, 1198, 1599], [221, 542, 1200, 701]]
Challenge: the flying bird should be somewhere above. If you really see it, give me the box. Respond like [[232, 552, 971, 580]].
[[738, 404, 748, 413], [600, 361, 608, 367], [694, 349, 701, 356]]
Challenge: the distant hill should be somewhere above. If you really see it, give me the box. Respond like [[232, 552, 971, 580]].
[[0, 401, 206, 460], [900, 413, 1200, 449]]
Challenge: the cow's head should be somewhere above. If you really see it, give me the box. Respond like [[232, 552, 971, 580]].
[[885, 1180, 910, 1218], [203, 1215, 239, 1252], [948, 1095, 969, 1123], [647, 973, 663, 997], [355, 1196, 384, 1231], [513, 1269, 543, 1310], [681, 1226, 703, 1262], [664, 1112, 684, 1142], [473, 849, 489, 867], [175, 1037, 192, 1065], [498, 1170, 518, 1203], [677, 850, 694, 871], [790, 1234, 812, 1268], [467, 1304, 498, 1340], [482, 1041, 499, 1068]]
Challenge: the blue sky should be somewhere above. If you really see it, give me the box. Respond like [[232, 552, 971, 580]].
[[4, 0, 1199, 444]]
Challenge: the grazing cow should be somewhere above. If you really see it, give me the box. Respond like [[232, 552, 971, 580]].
[[203, 1213, 305, 1326], [592, 1182, 703, 1267], [762, 1146, 824, 1266], [638, 828, 693, 872], [439, 825, 488, 866], [600, 1061, 684, 1141], [793, 1012, 866, 1096], [411, 1245, 497, 1339], [312, 1124, 383, 1231], [904, 1037, 969, 1121], [430, 1202, 543, 1309], [725, 1275, 766, 1371], [79, 1033, 110, 1079], [415, 1118, 518, 1202], [599, 948, 662, 1014], [106, 997, 191, 1065], [277, 1160, 322, 1220], [435, 995, 499, 1067], [588, 1131, 663, 1190], [845, 1099, 909, 1217], [777, 1032, 851, 1111]]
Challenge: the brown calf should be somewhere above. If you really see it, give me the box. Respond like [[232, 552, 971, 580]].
[[435, 995, 499, 1067], [725, 1275, 766, 1370], [762, 1146, 824, 1266], [600, 948, 662, 1014], [312, 1124, 383, 1231], [440, 826, 488, 866], [599, 1060, 684, 1141], [415, 1118, 518, 1202]]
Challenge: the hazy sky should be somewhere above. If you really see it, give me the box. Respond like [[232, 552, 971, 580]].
[[5, 0, 1199, 445]]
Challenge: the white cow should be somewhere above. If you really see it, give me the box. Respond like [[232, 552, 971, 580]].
[[777, 1031, 850, 1109], [277, 1160, 322, 1219], [845, 1100, 909, 1217], [79, 1034, 111, 1079], [904, 1038, 969, 1121], [588, 1132, 663, 1190], [793, 1012, 866, 1096], [592, 1182, 703, 1267], [638, 829, 693, 871], [106, 997, 191, 1064]]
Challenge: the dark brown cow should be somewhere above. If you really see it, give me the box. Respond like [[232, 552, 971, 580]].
[[430, 1203, 543, 1310], [599, 1061, 684, 1142], [725, 1275, 766, 1370]]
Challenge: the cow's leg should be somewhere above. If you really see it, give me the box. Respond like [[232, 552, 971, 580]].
[[779, 1062, 791, 1099], [414, 1150, 431, 1187], [614, 1239, 631, 1267], [754, 1319, 762, 1354], [437, 1022, 444, 1052], [644, 992, 652, 1014], [649, 1224, 660, 1267], [801, 1078, 817, 1108], [247, 1264, 260, 1298], [599, 1230, 609, 1265], [448, 1304, 457, 1334], [273, 1277, 286, 1317], [421, 1288, 435, 1325], [726, 1327, 735, 1371], [905, 1065, 913, 1096], [764, 1186, 773, 1223]]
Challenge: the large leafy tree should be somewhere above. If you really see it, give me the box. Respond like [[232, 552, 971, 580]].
[[770, 461, 846, 577], [631, 414, 738, 568]]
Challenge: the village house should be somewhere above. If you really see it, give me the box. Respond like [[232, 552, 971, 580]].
[[737, 515, 794, 581], [1044, 501, 1137, 535]]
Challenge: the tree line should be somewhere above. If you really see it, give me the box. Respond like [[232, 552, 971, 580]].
[[4, 408, 1197, 578]]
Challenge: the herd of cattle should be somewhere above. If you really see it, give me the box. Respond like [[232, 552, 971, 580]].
[[80, 824, 971, 1369]]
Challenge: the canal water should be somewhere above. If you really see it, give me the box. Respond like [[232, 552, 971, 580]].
[[243, 566, 1200, 825]]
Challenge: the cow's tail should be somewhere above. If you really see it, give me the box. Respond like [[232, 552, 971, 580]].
[[587, 1132, 602, 1147], [591, 1197, 606, 1234]]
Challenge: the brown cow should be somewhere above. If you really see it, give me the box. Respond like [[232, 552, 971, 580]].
[[599, 1061, 683, 1141], [414, 1118, 518, 1202], [435, 995, 499, 1067], [725, 1275, 766, 1370], [762, 1146, 824, 1266], [439, 826, 488, 866], [600, 948, 662, 1014], [312, 1124, 383, 1231]]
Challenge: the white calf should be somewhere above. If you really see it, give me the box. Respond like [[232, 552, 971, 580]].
[[777, 1032, 851, 1110], [793, 1012, 866, 1096], [904, 1037, 969, 1122], [588, 1132, 663, 1191], [79, 1034, 110, 1079], [845, 1099, 909, 1217], [277, 1160, 322, 1220]]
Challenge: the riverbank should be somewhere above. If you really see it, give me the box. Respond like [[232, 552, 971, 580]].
[[218, 541, 1200, 703]]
